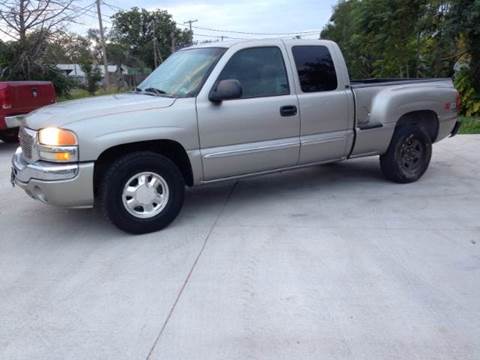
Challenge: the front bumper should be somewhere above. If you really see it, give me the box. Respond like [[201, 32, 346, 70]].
[[11, 147, 95, 208]]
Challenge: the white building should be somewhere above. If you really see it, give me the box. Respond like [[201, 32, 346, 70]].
[[56, 64, 129, 83]]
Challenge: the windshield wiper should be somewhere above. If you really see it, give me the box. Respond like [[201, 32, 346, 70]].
[[134, 87, 171, 97], [144, 87, 167, 95]]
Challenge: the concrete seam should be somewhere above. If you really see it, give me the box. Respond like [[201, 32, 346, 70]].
[[145, 181, 239, 360]]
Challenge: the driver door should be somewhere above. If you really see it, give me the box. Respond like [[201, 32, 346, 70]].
[[196, 43, 300, 181]]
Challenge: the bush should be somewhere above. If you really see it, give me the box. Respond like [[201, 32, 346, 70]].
[[39, 66, 76, 97], [3, 64, 76, 98], [80, 61, 102, 95], [454, 69, 480, 117], [0, 38, 75, 97]]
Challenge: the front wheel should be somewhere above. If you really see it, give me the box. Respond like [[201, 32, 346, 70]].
[[98, 152, 185, 234], [380, 126, 432, 183]]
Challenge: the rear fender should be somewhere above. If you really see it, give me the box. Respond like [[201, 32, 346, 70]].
[[351, 83, 458, 157]]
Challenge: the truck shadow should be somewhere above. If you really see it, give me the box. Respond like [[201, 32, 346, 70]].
[[0, 141, 18, 152], [8, 157, 383, 239], [177, 158, 384, 226]]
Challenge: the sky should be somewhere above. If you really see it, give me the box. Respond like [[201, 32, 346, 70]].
[[0, 0, 339, 42], [74, 0, 338, 41]]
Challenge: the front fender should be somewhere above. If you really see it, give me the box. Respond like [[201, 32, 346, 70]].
[[67, 98, 199, 162]]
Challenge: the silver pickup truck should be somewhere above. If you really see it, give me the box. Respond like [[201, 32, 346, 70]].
[[11, 39, 461, 234]]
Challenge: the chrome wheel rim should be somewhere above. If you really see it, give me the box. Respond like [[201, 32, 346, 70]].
[[122, 172, 169, 219]]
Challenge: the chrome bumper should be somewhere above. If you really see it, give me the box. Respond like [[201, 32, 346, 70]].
[[11, 147, 95, 208], [12, 147, 78, 182]]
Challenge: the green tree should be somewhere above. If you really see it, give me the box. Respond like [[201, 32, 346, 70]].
[[46, 33, 92, 65], [0, 31, 74, 96], [0, 0, 78, 88], [0, 40, 11, 76], [110, 7, 192, 70], [322, 0, 479, 115], [322, 0, 375, 78], [322, 0, 437, 78], [322, 1, 476, 79], [80, 61, 102, 95], [446, 0, 480, 93]]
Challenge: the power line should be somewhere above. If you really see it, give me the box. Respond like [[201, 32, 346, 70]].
[[193, 33, 322, 41], [191, 25, 322, 36], [194, 33, 247, 40], [72, 1, 112, 23], [102, 1, 123, 11]]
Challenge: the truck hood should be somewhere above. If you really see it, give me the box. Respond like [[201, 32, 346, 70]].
[[24, 93, 176, 129]]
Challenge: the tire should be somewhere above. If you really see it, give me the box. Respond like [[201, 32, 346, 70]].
[[0, 128, 19, 143], [380, 125, 432, 183], [98, 152, 185, 234]]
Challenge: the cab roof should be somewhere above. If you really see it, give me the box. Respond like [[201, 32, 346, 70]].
[[184, 38, 332, 50]]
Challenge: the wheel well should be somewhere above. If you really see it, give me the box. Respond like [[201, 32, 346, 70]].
[[396, 110, 439, 142], [94, 140, 194, 193]]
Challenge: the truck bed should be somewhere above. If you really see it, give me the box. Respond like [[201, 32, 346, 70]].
[[349, 77, 456, 158], [350, 78, 452, 88]]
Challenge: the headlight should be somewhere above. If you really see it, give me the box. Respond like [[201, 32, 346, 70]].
[[37, 128, 78, 162], [38, 128, 77, 146]]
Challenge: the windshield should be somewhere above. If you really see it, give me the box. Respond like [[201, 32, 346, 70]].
[[137, 47, 226, 98]]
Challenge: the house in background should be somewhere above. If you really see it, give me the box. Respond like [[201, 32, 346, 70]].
[[56, 64, 129, 84]]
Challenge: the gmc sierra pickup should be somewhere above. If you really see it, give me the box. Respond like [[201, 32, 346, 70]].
[[11, 39, 461, 234]]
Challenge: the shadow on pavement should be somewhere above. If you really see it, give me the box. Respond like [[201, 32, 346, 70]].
[[0, 141, 18, 153], [5, 150, 383, 237]]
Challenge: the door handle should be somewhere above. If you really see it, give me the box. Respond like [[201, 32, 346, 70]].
[[280, 105, 297, 117]]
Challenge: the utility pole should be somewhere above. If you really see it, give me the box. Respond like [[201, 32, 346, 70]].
[[171, 30, 176, 53], [152, 19, 159, 68], [183, 19, 197, 45], [96, 0, 110, 88], [183, 19, 198, 32]]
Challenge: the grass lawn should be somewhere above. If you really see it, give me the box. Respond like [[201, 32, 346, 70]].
[[459, 116, 480, 134], [59, 88, 123, 102]]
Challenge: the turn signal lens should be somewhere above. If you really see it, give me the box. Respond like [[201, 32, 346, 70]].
[[38, 147, 77, 162], [55, 152, 72, 161], [39, 128, 77, 146]]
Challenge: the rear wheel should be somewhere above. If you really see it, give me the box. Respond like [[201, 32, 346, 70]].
[[0, 128, 19, 143], [98, 152, 185, 234], [380, 125, 432, 183]]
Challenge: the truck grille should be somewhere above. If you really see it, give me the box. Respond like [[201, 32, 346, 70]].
[[19, 127, 36, 160]]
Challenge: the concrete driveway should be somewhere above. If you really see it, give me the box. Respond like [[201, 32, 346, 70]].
[[0, 136, 479, 360]]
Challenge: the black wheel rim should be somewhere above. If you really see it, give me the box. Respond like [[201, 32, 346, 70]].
[[398, 134, 425, 175]]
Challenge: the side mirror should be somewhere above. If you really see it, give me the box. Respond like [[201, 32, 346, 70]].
[[209, 79, 243, 103]]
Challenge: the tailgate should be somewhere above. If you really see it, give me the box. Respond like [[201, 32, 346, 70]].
[[10, 83, 56, 114]]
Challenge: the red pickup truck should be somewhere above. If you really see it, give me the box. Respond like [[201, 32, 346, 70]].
[[0, 81, 56, 143]]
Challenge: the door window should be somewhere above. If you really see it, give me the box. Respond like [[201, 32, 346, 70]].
[[292, 46, 338, 92], [217, 47, 290, 98]]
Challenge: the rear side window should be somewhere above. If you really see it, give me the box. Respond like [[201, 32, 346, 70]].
[[292, 46, 338, 92], [217, 47, 290, 98]]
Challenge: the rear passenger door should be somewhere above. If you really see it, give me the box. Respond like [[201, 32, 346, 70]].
[[286, 43, 354, 164], [196, 42, 301, 181]]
